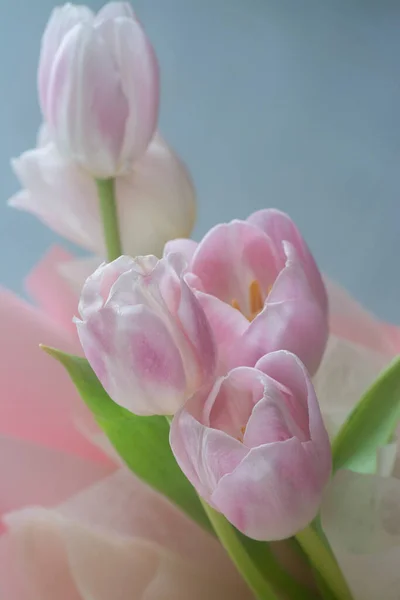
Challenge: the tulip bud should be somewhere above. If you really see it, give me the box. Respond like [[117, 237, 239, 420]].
[[75, 255, 216, 416], [170, 350, 332, 541], [38, 2, 159, 177]]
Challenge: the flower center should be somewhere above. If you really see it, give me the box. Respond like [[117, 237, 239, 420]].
[[231, 280, 265, 321], [237, 425, 247, 443]]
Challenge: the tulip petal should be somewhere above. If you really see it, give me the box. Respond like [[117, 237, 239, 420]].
[[248, 209, 327, 311], [239, 245, 328, 374], [38, 4, 94, 112], [0, 436, 113, 525], [57, 255, 102, 297], [25, 246, 79, 335], [2, 468, 250, 600], [195, 291, 248, 354], [177, 283, 216, 382], [170, 409, 248, 500], [97, 16, 159, 169], [10, 142, 104, 253], [0, 289, 106, 462], [191, 220, 279, 313], [164, 238, 198, 264], [77, 304, 187, 415], [48, 22, 129, 177], [117, 135, 196, 257], [211, 437, 322, 540], [95, 2, 135, 21], [256, 351, 331, 475], [10, 135, 196, 259], [4, 507, 247, 600]]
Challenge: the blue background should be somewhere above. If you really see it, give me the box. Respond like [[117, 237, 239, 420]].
[[1, 0, 400, 320]]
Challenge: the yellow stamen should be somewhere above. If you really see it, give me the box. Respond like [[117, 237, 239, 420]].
[[231, 280, 266, 321], [249, 280, 264, 321], [231, 298, 241, 311], [237, 425, 247, 443]]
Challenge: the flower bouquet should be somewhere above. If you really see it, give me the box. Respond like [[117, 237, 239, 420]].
[[2, 3, 400, 599]]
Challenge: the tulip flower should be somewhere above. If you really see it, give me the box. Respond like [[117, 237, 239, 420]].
[[165, 209, 328, 375], [38, 2, 159, 177], [75, 254, 216, 416], [170, 350, 332, 541], [10, 132, 196, 259]]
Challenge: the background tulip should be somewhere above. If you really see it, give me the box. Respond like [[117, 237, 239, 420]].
[[10, 132, 196, 259], [171, 350, 331, 540], [76, 254, 216, 416], [165, 209, 328, 375], [38, 2, 159, 177]]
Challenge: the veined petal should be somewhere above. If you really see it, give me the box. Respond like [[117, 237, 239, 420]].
[[211, 437, 322, 540]]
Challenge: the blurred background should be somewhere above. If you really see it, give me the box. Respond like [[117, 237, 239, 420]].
[[1, 0, 400, 320]]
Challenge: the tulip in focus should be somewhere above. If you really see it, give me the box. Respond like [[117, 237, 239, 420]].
[[76, 254, 217, 416], [170, 350, 332, 540], [38, 2, 159, 177], [165, 209, 328, 375], [10, 131, 196, 259]]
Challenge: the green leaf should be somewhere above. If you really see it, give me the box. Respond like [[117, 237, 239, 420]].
[[332, 355, 400, 474], [236, 532, 315, 599], [42, 347, 212, 533]]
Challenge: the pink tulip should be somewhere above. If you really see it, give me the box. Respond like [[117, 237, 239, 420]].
[[38, 2, 159, 177], [10, 131, 196, 258], [170, 350, 332, 540], [165, 209, 328, 375], [76, 254, 217, 415], [0, 253, 251, 600]]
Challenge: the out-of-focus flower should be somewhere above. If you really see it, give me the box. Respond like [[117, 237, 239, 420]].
[[171, 350, 331, 541], [311, 283, 400, 599], [0, 254, 251, 600], [10, 132, 196, 259], [314, 279, 400, 437], [38, 2, 159, 177], [165, 209, 328, 375], [320, 465, 400, 600], [76, 254, 216, 416]]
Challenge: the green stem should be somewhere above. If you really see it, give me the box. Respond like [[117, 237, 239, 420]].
[[200, 499, 279, 600], [96, 178, 122, 261], [295, 525, 353, 600]]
